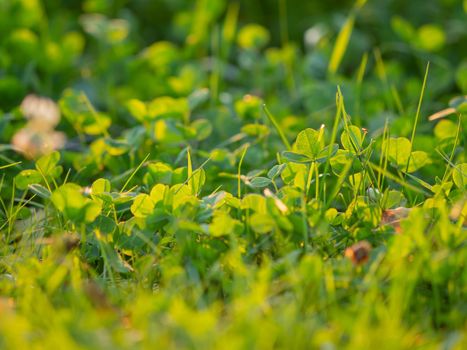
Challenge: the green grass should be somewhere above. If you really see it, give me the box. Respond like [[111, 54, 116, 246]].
[[0, 0, 466, 349]]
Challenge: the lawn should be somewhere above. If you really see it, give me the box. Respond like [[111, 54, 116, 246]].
[[0, 0, 466, 349]]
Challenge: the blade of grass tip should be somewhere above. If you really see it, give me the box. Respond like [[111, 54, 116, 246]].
[[338, 86, 380, 190], [221, 1, 240, 60], [368, 162, 427, 195], [210, 25, 221, 105], [189, 0, 210, 54], [97, 240, 116, 286], [390, 84, 405, 116], [263, 104, 291, 150], [238, 144, 249, 198], [328, 10, 355, 76], [35, 164, 53, 193], [0, 174, 7, 212], [120, 153, 150, 193], [405, 62, 430, 175], [0, 153, 23, 170], [0, 161, 22, 170], [310, 124, 325, 200], [300, 195, 309, 251], [63, 167, 72, 185], [326, 159, 353, 208], [378, 119, 390, 190], [442, 115, 462, 182], [331, 88, 367, 203], [187, 146, 193, 182], [322, 89, 344, 203], [174, 146, 189, 166], [339, 86, 363, 155], [436, 148, 467, 186], [373, 48, 394, 111], [354, 52, 368, 124], [305, 162, 314, 201], [356, 52, 368, 85], [176, 155, 212, 194], [0, 177, 10, 232], [404, 172, 433, 192], [209, 185, 223, 197], [328, 0, 367, 76], [7, 178, 18, 240], [1, 193, 37, 233]]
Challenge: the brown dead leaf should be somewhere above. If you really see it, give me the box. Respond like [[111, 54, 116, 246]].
[[427, 107, 457, 121], [450, 198, 467, 227]]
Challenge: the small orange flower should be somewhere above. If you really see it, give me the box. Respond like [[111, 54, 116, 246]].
[[345, 240, 372, 266]]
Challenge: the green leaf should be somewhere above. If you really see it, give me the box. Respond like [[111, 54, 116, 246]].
[[249, 213, 275, 234], [146, 162, 173, 186], [382, 190, 406, 209], [60, 89, 111, 135], [416, 24, 445, 52], [241, 124, 269, 137], [103, 138, 130, 156], [456, 62, 467, 93], [84, 202, 103, 222], [249, 177, 272, 188], [329, 149, 357, 175], [407, 151, 429, 173], [191, 119, 212, 141], [282, 151, 312, 164], [51, 184, 101, 223], [384, 137, 411, 168], [130, 194, 155, 218], [148, 96, 189, 122], [188, 88, 210, 110], [92, 215, 117, 235], [242, 194, 267, 213], [295, 128, 321, 158], [209, 211, 243, 237], [267, 164, 286, 179], [99, 242, 133, 273], [449, 95, 467, 113], [126, 99, 147, 122], [315, 144, 339, 163], [92, 178, 111, 194], [391, 16, 416, 43], [434, 120, 458, 140], [235, 95, 262, 120], [28, 184, 51, 199], [91, 179, 113, 205], [36, 151, 60, 175], [453, 163, 467, 189], [150, 184, 168, 204], [238, 24, 270, 49], [341, 126, 364, 153], [325, 208, 342, 225], [188, 168, 206, 197], [15, 169, 42, 190]]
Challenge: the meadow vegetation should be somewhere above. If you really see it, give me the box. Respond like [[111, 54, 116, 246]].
[[0, 0, 466, 348]]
